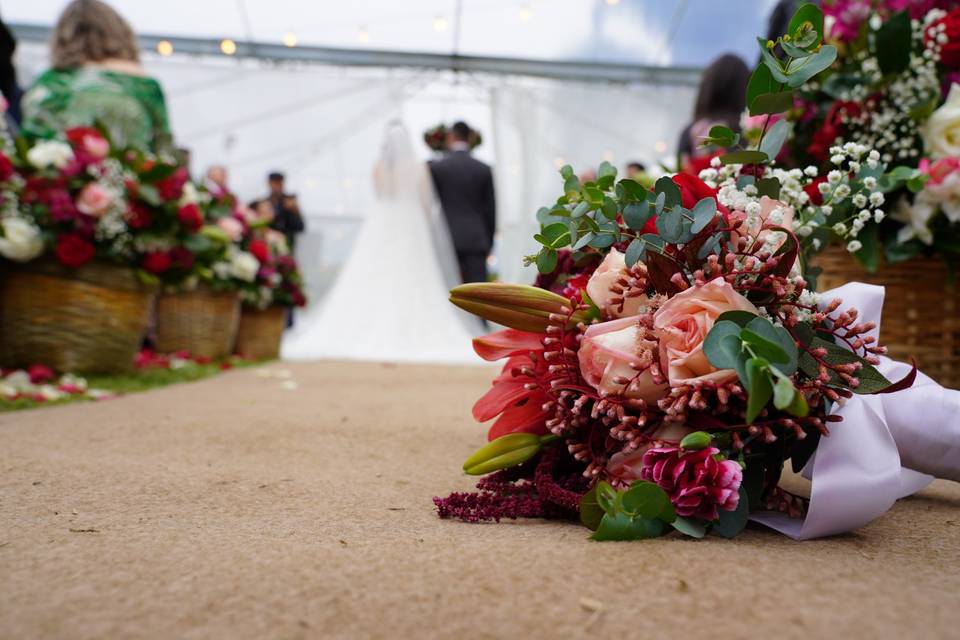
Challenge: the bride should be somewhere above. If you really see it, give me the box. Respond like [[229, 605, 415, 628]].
[[282, 122, 481, 364]]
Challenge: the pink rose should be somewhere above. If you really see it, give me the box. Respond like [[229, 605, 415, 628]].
[[921, 157, 960, 223], [653, 277, 758, 386], [639, 446, 742, 520], [83, 134, 110, 160], [217, 216, 244, 241], [585, 248, 648, 318], [578, 316, 668, 404], [76, 183, 113, 217]]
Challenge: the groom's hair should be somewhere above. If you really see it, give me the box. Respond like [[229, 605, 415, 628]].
[[451, 121, 471, 142]]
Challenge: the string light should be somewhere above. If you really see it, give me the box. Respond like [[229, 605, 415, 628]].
[[433, 15, 448, 32], [554, 156, 566, 169], [282, 32, 297, 47], [357, 26, 370, 43], [220, 39, 237, 55], [602, 150, 615, 162], [519, 5, 533, 22], [156, 40, 174, 56], [654, 140, 668, 153], [606, 0, 620, 5]]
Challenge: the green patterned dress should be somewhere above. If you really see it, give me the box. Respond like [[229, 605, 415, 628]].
[[21, 67, 173, 154]]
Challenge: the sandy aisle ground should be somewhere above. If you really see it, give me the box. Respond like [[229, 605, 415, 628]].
[[1, 361, 959, 639]]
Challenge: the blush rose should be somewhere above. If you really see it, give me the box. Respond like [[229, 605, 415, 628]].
[[578, 316, 668, 404], [653, 277, 758, 386], [585, 248, 648, 318]]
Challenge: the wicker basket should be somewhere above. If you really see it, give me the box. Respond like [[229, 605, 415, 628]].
[[0, 259, 156, 373], [234, 305, 286, 360], [812, 246, 960, 387], [154, 288, 240, 359]]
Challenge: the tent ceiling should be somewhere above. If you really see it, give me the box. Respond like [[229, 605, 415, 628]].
[[4, 0, 778, 67]]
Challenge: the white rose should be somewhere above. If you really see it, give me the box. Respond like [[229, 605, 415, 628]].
[[585, 248, 647, 318], [0, 217, 45, 262], [923, 84, 960, 159], [230, 250, 260, 282], [26, 140, 74, 169]]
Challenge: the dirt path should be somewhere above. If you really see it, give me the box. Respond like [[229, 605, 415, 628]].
[[1, 361, 958, 639]]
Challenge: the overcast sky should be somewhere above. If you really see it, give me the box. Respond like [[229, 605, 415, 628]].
[[3, 0, 779, 67]]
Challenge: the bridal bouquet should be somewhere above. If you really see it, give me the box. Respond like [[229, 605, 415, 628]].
[[436, 3, 960, 541], [0, 121, 215, 281], [777, 0, 960, 268]]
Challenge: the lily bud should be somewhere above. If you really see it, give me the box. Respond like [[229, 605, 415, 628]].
[[462, 433, 545, 475], [450, 283, 587, 332], [679, 431, 712, 451]]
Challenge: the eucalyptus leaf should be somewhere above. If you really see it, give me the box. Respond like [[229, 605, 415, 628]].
[[625, 238, 645, 267], [623, 203, 653, 231], [690, 197, 717, 234], [712, 486, 750, 538], [536, 249, 558, 274], [654, 176, 681, 209], [721, 150, 769, 165], [591, 512, 665, 542], [704, 320, 744, 369], [745, 357, 773, 423], [759, 119, 789, 160], [672, 516, 707, 539]]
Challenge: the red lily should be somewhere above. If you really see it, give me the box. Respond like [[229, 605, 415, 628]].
[[471, 329, 551, 441]]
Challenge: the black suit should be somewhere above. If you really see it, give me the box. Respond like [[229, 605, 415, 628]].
[[428, 150, 496, 284]]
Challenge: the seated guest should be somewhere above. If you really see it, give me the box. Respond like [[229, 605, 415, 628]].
[[20, 0, 173, 154]]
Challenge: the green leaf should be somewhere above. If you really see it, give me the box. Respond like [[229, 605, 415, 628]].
[[703, 320, 744, 369], [784, 45, 837, 88], [600, 196, 618, 220], [705, 125, 737, 148], [137, 185, 161, 207], [559, 164, 574, 180], [598, 160, 617, 179], [758, 37, 790, 83], [750, 90, 795, 116], [756, 177, 782, 199], [596, 481, 618, 514], [747, 64, 775, 112], [772, 375, 798, 410], [787, 3, 824, 50], [875, 11, 911, 75], [617, 178, 647, 202], [591, 512, 665, 541], [536, 249, 558, 274], [741, 328, 791, 364], [656, 209, 684, 243], [690, 197, 717, 234], [623, 203, 653, 231], [745, 316, 798, 374], [625, 238, 645, 267], [654, 176, 681, 209], [671, 516, 707, 539], [680, 431, 712, 451], [712, 486, 750, 538], [745, 357, 773, 423], [759, 119, 789, 160], [534, 222, 569, 248], [721, 150, 769, 165], [716, 310, 759, 327], [579, 485, 604, 531], [620, 481, 671, 520], [799, 336, 893, 394]]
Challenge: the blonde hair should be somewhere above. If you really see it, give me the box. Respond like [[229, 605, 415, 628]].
[[51, 0, 140, 70]]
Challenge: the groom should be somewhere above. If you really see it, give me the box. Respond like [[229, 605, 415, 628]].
[[428, 122, 496, 284]]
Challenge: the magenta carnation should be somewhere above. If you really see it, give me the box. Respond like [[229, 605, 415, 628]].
[[639, 446, 742, 521]]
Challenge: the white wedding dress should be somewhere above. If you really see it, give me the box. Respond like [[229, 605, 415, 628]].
[[282, 124, 481, 364]]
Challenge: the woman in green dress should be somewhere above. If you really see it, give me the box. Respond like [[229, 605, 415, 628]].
[[21, 0, 173, 155]]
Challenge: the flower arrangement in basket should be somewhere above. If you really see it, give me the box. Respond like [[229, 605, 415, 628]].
[[766, 0, 960, 269], [435, 3, 960, 542], [422, 123, 483, 152]]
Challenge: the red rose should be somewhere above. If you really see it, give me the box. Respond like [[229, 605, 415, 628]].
[[928, 8, 960, 68], [249, 238, 270, 263], [54, 234, 95, 268], [807, 100, 862, 163], [671, 173, 730, 224], [170, 247, 195, 270], [156, 167, 188, 202], [28, 364, 55, 384], [0, 152, 13, 182], [142, 250, 172, 274], [127, 203, 153, 229], [177, 203, 203, 232]]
